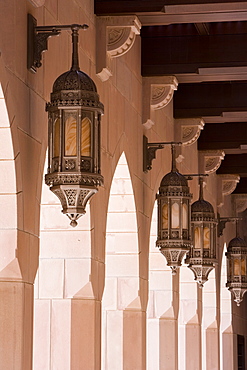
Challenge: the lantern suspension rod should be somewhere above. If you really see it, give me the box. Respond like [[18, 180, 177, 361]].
[[143, 135, 182, 172], [27, 13, 88, 73], [199, 176, 204, 200], [71, 26, 81, 71]]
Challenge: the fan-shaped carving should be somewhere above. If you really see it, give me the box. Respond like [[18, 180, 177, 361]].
[[151, 81, 178, 110], [96, 16, 141, 82], [175, 118, 205, 146], [232, 194, 247, 213], [219, 174, 240, 196], [107, 26, 138, 57], [142, 76, 178, 127], [199, 150, 225, 174]]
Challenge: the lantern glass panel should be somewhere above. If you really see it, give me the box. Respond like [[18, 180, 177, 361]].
[[203, 227, 210, 249], [229, 259, 233, 276], [194, 226, 200, 248], [65, 114, 77, 156], [171, 201, 179, 229], [54, 118, 60, 158], [241, 258, 246, 275], [162, 203, 168, 229], [81, 117, 91, 157], [182, 203, 188, 229], [234, 259, 241, 275]]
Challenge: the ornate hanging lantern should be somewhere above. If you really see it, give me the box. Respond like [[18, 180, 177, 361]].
[[226, 224, 247, 306], [45, 26, 104, 227], [156, 144, 192, 274], [185, 177, 218, 287]]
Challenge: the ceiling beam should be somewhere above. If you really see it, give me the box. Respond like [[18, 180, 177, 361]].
[[95, 1, 247, 25], [94, 1, 166, 14], [233, 178, 247, 193], [142, 26, 247, 76], [217, 154, 247, 177], [198, 122, 247, 150], [95, 0, 247, 15], [173, 81, 247, 118]]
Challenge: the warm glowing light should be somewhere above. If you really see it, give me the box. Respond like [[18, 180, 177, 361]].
[[81, 117, 91, 156], [65, 115, 77, 156]]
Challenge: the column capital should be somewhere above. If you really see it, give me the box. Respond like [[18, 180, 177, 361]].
[[143, 76, 178, 128], [232, 193, 247, 214], [175, 118, 205, 146], [199, 150, 225, 174], [217, 174, 240, 208], [96, 16, 141, 82]]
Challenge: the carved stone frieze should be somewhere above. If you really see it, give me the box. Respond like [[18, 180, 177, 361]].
[[232, 194, 247, 214], [199, 150, 225, 174], [217, 174, 240, 208], [219, 174, 240, 196], [143, 76, 178, 127], [96, 16, 141, 81], [175, 118, 205, 146]]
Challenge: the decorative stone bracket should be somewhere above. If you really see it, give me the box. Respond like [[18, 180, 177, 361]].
[[96, 16, 141, 82], [175, 118, 205, 146], [143, 76, 178, 128], [199, 150, 225, 174], [232, 194, 247, 214], [217, 174, 240, 208]]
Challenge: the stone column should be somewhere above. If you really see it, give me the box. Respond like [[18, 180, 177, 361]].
[[178, 266, 202, 370], [202, 269, 220, 370], [147, 203, 179, 370]]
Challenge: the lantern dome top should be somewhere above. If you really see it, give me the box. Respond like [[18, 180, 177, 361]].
[[52, 69, 97, 93], [228, 236, 246, 249], [160, 171, 188, 188], [191, 199, 214, 214]]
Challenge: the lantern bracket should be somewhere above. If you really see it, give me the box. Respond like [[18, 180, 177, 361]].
[[217, 215, 241, 237], [143, 135, 182, 172], [184, 174, 208, 181], [27, 13, 88, 73]]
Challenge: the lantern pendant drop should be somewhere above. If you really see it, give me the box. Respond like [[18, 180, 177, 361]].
[[156, 144, 192, 274], [45, 26, 104, 226]]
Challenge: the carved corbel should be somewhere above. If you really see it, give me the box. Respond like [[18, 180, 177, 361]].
[[96, 16, 141, 82], [199, 150, 225, 174], [232, 194, 247, 214], [143, 76, 178, 128], [217, 174, 240, 208], [175, 118, 205, 146]]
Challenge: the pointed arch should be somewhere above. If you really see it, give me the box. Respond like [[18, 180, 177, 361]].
[[102, 152, 141, 369], [0, 83, 18, 276]]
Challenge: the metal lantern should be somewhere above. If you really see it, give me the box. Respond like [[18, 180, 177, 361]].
[[226, 233, 247, 306], [185, 177, 217, 287], [156, 144, 192, 274], [45, 26, 104, 227]]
